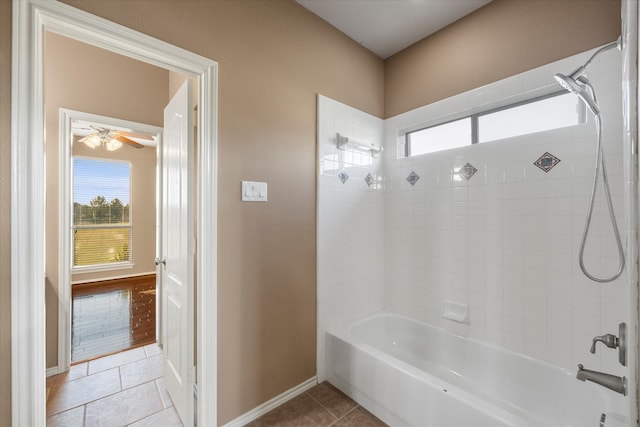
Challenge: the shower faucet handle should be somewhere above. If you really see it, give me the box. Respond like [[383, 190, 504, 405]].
[[590, 334, 618, 354], [589, 323, 626, 367]]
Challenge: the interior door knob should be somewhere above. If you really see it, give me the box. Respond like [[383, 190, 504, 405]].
[[155, 257, 166, 266]]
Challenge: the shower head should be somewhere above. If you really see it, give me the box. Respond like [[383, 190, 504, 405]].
[[553, 39, 619, 116], [554, 73, 601, 116]]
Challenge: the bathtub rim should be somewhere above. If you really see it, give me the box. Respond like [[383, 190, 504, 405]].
[[325, 309, 628, 426], [328, 310, 575, 378]]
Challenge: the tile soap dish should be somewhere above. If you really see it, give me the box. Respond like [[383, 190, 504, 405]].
[[443, 300, 469, 323]]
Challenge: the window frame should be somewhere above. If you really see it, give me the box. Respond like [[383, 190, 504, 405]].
[[405, 90, 587, 157], [71, 156, 134, 273]]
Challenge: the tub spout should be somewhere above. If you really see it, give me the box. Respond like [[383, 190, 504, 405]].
[[576, 364, 627, 395]]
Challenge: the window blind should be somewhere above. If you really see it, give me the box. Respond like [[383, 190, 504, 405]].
[[72, 157, 132, 268]]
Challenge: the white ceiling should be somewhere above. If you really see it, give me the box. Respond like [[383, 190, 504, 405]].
[[296, 0, 492, 59]]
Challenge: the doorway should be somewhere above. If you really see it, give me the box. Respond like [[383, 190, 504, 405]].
[[55, 107, 164, 371], [11, 1, 218, 426], [46, 33, 196, 424]]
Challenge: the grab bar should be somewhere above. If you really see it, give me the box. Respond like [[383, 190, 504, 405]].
[[336, 133, 383, 157]]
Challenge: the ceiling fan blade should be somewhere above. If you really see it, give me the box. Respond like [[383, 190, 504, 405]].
[[118, 130, 154, 140], [115, 135, 144, 148]]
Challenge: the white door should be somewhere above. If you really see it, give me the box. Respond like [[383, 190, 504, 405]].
[[161, 79, 194, 426]]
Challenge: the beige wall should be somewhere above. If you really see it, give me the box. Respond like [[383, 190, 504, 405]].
[[0, 0, 624, 425], [0, 0, 11, 424], [52, 1, 384, 424], [384, 0, 622, 117], [44, 32, 169, 368]]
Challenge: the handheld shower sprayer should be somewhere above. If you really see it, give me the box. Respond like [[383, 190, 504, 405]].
[[553, 38, 625, 283], [553, 37, 620, 116], [553, 73, 600, 116]]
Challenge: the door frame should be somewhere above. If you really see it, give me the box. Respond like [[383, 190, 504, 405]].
[[57, 109, 163, 373], [11, 1, 218, 426]]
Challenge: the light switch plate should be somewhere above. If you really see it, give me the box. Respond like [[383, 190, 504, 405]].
[[242, 181, 268, 202]]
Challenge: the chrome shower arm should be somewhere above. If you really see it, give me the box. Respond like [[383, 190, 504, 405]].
[[569, 37, 621, 79]]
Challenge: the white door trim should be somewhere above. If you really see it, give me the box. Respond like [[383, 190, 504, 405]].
[[11, 1, 218, 426], [56, 109, 163, 375]]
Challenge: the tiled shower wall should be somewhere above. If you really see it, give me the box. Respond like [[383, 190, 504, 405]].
[[317, 95, 385, 381], [384, 47, 628, 376]]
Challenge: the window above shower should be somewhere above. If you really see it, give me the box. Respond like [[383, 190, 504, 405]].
[[405, 92, 586, 157]]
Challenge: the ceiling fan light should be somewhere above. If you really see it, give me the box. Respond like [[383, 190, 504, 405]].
[[106, 138, 123, 151], [80, 134, 101, 149]]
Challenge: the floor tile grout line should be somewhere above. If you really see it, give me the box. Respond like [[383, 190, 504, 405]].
[[86, 364, 142, 378], [67, 382, 168, 425], [154, 377, 173, 411], [126, 384, 172, 427], [304, 390, 340, 421], [304, 386, 362, 424], [47, 344, 166, 420], [52, 350, 151, 391], [47, 383, 122, 417], [329, 404, 361, 426], [118, 364, 123, 392], [48, 378, 167, 421]]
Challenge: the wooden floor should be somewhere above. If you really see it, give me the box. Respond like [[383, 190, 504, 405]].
[[72, 274, 156, 363]]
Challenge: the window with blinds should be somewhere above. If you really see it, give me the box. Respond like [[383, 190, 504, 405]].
[[72, 157, 132, 270]]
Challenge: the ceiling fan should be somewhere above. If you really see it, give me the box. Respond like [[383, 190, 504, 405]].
[[78, 125, 154, 151]]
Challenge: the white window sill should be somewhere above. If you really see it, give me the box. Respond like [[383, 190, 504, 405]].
[[72, 262, 135, 275]]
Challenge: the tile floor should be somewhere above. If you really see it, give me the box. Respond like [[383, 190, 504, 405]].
[[48, 347, 386, 427], [246, 382, 388, 427], [46, 343, 182, 427]]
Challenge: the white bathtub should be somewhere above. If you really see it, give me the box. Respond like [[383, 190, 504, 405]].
[[325, 312, 628, 427]]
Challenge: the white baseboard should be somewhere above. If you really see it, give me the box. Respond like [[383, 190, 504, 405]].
[[221, 376, 318, 427], [46, 366, 63, 377]]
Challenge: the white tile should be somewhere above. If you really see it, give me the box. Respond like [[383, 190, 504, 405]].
[[84, 381, 163, 427], [524, 338, 547, 360], [524, 303, 547, 323], [324, 53, 627, 373], [129, 407, 183, 427], [47, 406, 85, 427], [143, 344, 162, 358], [503, 331, 524, 352], [547, 346, 573, 370], [87, 348, 146, 375], [120, 354, 164, 390], [47, 368, 121, 416]]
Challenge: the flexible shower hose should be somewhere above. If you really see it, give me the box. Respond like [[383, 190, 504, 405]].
[[578, 113, 625, 282]]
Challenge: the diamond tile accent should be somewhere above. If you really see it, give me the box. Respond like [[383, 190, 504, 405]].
[[534, 152, 561, 172], [406, 171, 420, 186], [364, 173, 374, 187], [338, 169, 349, 184], [458, 163, 477, 180]]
